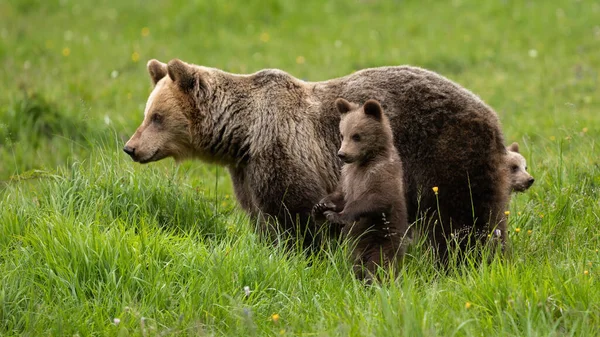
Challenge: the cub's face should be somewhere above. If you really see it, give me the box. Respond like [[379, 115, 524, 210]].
[[506, 142, 534, 193], [335, 98, 387, 164], [124, 59, 201, 163]]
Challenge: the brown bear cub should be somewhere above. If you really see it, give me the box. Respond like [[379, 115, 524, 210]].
[[506, 142, 535, 193], [313, 98, 410, 281]]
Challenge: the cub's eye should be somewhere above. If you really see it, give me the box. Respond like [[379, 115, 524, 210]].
[[151, 113, 162, 124], [340, 134, 344, 141], [511, 165, 519, 173], [351, 134, 361, 142]]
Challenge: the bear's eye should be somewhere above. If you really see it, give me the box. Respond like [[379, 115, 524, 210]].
[[351, 134, 361, 142], [511, 165, 519, 173], [151, 113, 162, 124]]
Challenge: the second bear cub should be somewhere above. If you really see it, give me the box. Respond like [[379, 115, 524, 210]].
[[506, 142, 534, 193], [313, 98, 410, 281]]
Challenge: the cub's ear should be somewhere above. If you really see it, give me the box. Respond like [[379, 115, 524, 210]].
[[335, 98, 353, 115], [167, 59, 195, 92], [507, 142, 520, 153], [147, 59, 167, 86], [363, 99, 382, 120]]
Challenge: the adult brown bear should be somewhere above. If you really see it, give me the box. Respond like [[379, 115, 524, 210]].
[[124, 59, 510, 258]]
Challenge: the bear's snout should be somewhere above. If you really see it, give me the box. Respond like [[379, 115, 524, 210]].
[[527, 177, 535, 187], [123, 145, 136, 157], [337, 151, 348, 162]]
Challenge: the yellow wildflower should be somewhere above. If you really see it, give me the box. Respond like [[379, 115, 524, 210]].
[[296, 56, 305, 64], [465, 302, 472, 309], [62, 47, 71, 57], [132, 52, 140, 63], [432, 186, 439, 194], [504, 211, 510, 216], [515, 228, 521, 233], [271, 313, 280, 323], [260, 32, 270, 42], [141, 27, 150, 37]]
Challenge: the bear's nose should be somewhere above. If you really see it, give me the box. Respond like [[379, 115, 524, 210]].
[[337, 151, 347, 161], [123, 145, 136, 157], [527, 177, 535, 187]]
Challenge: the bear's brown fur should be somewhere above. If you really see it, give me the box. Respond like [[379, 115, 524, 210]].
[[124, 59, 510, 257], [312, 98, 410, 281], [506, 142, 534, 193]]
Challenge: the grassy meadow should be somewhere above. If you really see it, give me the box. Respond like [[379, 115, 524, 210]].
[[1, 0, 599, 335]]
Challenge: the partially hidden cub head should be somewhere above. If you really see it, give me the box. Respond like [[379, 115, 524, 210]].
[[506, 142, 534, 193], [334, 98, 393, 164]]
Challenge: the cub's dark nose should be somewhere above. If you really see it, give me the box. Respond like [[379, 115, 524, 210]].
[[527, 177, 535, 187], [123, 146, 135, 157], [337, 151, 347, 161]]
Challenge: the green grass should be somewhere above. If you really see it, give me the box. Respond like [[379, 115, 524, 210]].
[[1, 0, 599, 335]]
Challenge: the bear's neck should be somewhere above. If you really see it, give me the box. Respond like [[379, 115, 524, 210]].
[[192, 73, 257, 166], [195, 70, 312, 167]]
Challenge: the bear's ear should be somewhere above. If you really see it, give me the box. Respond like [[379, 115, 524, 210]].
[[147, 59, 167, 86], [335, 98, 353, 115], [363, 99, 382, 120], [167, 59, 196, 92], [507, 142, 520, 153]]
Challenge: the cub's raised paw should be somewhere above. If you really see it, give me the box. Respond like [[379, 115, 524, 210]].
[[312, 202, 333, 217], [324, 210, 342, 223]]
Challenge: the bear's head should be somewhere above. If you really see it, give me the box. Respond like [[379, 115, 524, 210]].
[[506, 142, 534, 193], [124, 59, 213, 163], [335, 98, 393, 164]]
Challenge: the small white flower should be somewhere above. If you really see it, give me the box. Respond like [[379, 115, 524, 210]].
[[528, 49, 538, 58], [111, 70, 119, 78], [113, 318, 120, 325], [243, 286, 251, 296], [494, 229, 501, 237]]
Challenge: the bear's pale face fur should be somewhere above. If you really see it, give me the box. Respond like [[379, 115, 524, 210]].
[[124, 60, 211, 163], [506, 142, 534, 193], [125, 58, 510, 257]]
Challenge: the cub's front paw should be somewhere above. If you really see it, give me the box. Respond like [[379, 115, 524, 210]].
[[312, 202, 333, 217], [324, 210, 342, 223]]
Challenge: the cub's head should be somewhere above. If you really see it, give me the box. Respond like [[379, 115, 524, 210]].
[[124, 59, 213, 163], [335, 98, 392, 164], [506, 142, 534, 193]]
